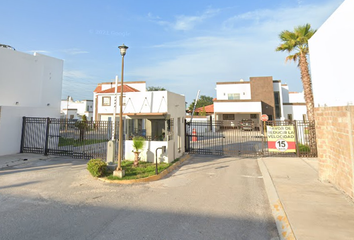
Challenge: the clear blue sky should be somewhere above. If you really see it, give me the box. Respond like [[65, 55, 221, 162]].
[[0, 0, 343, 104]]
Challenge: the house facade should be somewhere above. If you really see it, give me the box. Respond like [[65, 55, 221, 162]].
[[0, 47, 63, 156], [213, 76, 306, 129], [93, 81, 186, 163], [60, 96, 93, 120], [309, 0, 354, 199]]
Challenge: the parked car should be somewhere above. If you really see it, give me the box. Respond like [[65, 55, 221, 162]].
[[240, 119, 254, 131]]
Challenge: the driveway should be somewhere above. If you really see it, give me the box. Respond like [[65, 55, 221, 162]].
[[0, 155, 279, 240]]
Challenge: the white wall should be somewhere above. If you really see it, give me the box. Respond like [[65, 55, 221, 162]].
[[289, 92, 305, 103], [281, 85, 290, 103], [309, 0, 354, 107], [214, 101, 262, 113], [0, 48, 63, 109], [124, 140, 168, 163], [167, 91, 186, 161], [216, 83, 251, 100], [0, 106, 60, 156]]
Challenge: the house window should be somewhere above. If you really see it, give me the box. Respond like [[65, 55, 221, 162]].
[[228, 93, 240, 100], [288, 114, 293, 121], [250, 114, 257, 119], [274, 91, 281, 118], [70, 115, 74, 119], [223, 114, 235, 120], [102, 97, 111, 106]]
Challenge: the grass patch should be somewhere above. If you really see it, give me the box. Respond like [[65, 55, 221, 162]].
[[59, 137, 108, 147], [105, 159, 181, 180]]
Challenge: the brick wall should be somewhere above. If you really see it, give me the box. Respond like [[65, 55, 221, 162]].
[[315, 106, 354, 199]]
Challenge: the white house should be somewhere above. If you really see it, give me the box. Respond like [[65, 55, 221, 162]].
[[213, 76, 306, 129], [60, 96, 93, 120], [93, 81, 186, 163], [309, 0, 354, 107], [0, 47, 63, 156]]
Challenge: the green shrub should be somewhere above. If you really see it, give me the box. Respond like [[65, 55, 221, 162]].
[[298, 144, 310, 152], [87, 158, 107, 177]]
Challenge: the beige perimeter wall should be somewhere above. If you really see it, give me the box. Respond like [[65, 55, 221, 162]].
[[315, 106, 354, 199]]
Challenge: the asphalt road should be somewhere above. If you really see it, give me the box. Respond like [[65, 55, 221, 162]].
[[0, 155, 279, 240]]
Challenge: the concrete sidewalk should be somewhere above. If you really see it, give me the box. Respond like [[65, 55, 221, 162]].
[[0, 153, 53, 169], [259, 157, 354, 240]]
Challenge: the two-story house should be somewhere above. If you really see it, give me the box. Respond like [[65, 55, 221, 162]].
[[213, 76, 306, 129], [93, 81, 186, 163]]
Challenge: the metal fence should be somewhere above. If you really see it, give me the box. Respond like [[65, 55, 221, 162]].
[[20, 117, 120, 159], [185, 120, 317, 158]]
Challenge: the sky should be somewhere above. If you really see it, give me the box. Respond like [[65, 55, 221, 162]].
[[0, 0, 344, 105]]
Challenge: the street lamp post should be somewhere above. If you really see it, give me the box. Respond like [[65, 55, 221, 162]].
[[114, 44, 128, 177]]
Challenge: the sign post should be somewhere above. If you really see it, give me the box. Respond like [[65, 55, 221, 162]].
[[261, 114, 268, 136]]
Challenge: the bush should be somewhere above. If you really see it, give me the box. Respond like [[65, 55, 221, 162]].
[[298, 144, 310, 153], [87, 158, 107, 177]]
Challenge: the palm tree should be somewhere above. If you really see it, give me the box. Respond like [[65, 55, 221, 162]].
[[276, 23, 316, 121]]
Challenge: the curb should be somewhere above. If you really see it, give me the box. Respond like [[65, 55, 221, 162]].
[[98, 154, 191, 184], [258, 158, 296, 240]]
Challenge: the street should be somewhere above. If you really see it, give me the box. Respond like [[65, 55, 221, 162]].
[[0, 155, 279, 240]]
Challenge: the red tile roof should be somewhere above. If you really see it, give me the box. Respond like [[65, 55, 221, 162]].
[[96, 85, 140, 93], [194, 104, 214, 113], [94, 86, 102, 93]]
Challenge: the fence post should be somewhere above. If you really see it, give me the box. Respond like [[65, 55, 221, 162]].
[[294, 120, 300, 157], [44, 117, 50, 156], [20, 116, 26, 153]]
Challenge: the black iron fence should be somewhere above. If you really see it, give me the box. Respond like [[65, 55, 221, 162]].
[[185, 120, 317, 158], [20, 117, 120, 159]]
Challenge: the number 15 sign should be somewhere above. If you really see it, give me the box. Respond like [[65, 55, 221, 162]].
[[266, 125, 296, 152]]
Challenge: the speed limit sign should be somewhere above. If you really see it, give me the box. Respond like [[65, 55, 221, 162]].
[[275, 139, 288, 151]]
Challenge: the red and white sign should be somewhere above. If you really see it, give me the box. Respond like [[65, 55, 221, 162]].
[[267, 126, 296, 152], [261, 114, 268, 122]]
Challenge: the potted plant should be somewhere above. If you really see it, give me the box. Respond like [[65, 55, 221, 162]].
[[132, 136, 145, 167]]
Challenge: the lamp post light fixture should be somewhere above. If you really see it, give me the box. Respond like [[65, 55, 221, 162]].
[[114, 44, 128, 177]]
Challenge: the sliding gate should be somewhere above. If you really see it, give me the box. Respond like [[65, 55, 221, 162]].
[[185, 120, 317, 157]]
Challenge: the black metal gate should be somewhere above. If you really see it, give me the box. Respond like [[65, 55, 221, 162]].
[[20, 117, 120, 159], [185, 120, 317, 158]]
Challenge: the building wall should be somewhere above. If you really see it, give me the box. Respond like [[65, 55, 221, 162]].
[[167, 91, 186, 162], [250, 77, 275, 120], [309, 0, 354, 107], [0, 106, 60, 156], [214, 101, 262, 113], [0, 48, 63, 109], [315, 106, 354, 199], [216, 82, 251, 100], [0, 49, 63, 156]]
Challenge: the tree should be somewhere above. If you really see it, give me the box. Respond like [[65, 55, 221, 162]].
[[200, 106, 207, 116], [75, 115, 89, 141], [276, 23, 316, 121], [188, 95, 213, 112], [147, 86, 166, 91]]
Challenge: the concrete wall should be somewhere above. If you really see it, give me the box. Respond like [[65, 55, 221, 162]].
[[315, 106, 354, 199], [0, 49, 63, 156], [0, 48, 63, 109], [0, 106, 60, 156], [167, 91, 186, 162], [309, 0, 354, 107], [216, 82, 251, 100], [214, 101, 262, 113], [124, 140, 168, 163]]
